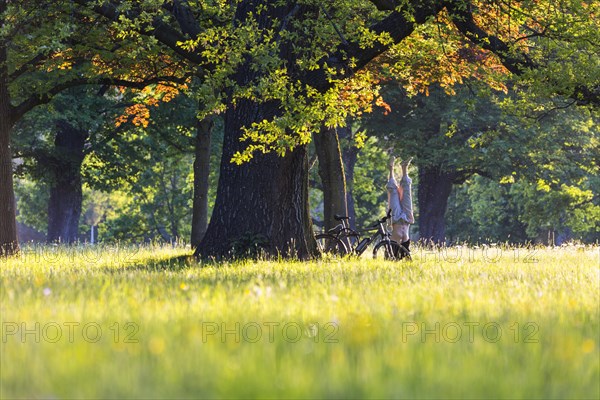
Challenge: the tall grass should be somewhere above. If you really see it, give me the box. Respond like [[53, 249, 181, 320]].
[[1, 244, 598, 399]]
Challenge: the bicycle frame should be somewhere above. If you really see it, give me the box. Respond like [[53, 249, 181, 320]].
[[316, 210, 409, 260], [354, 214, 393, 256], [329, 211, 391, 255]]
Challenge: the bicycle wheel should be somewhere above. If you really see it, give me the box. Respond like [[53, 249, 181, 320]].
[[315, 234, 348, 256], [373, 240, 403, 260]]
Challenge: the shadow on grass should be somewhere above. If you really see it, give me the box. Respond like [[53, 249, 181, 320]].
[[111, 254, 206, 273], [107, 254, 272, 287]]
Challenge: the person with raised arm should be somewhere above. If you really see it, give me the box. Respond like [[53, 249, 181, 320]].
[[387, 155, 414, 255]]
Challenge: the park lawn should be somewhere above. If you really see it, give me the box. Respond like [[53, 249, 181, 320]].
[[1, 244, 598, 399]]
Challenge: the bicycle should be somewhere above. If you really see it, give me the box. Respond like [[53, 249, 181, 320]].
[[314, 215, 356, 256], [315, 210, 410, 260]]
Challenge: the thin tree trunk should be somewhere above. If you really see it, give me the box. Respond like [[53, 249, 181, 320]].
[[339, 125, 359, 230], [190, 115, 213, 248], [168, 169, 180, 241], [0, 34, 18, 256], [418, 166, 455, 245], [0, 122, 17, 256], [313, 126, 348, 231], [46, 120, 87, 243]]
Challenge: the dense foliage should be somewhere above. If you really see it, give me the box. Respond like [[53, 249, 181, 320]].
[[2, 0, 599, 253]]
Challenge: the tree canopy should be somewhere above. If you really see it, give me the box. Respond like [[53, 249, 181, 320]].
[[2, 0, 599, 256]]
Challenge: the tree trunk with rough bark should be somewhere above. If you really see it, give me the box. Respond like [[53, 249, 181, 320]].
[[418, 166, 455, 245], [314, 126, 348, 232], [195, 98, 314, 259], [46, 120, 88, 243], [195, 2, 317, 259], [190, 115, 213, 248], [0, 35, 18, 256]]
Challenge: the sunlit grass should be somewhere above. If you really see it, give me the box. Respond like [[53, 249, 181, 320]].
[[1, 244, 598, 399]]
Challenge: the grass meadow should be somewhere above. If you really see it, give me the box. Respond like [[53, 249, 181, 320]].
[[1, 244, 598, 399]]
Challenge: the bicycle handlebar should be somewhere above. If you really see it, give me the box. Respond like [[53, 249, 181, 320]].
[[377, 209, 392, 224], [329, 210, 391, 234], [365, 210, 391, 230]]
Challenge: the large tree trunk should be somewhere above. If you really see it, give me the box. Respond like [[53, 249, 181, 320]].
[[195, 1, 317, 259], [313, 126, 348, 231], [190, 115, 213, 248], [418, 166, 455, 245], [46, 120, 87, 243], [0, 36, 18, 256], [195, 99, 314, 259]]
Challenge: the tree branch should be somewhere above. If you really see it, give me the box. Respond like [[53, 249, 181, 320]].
[[446, 1, 600, 106], [306, 1, 444, 92], [350, 2, 444, 73], [320, 5, 348, 46], [163, 0, 201, 38], [72, 0, 205, 65], [11, 75, 190, 126], [445, 1, 536, 75], [8, 53, 47, 81]]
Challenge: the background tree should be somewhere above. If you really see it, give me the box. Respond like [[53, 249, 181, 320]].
[[364, 81, 598, 244], [0, 0, 191, 254], [81, 88, 216, 243], [363, 82, 503, 243], [13, 86, 123, 243], [15, 89, 223, 244]]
